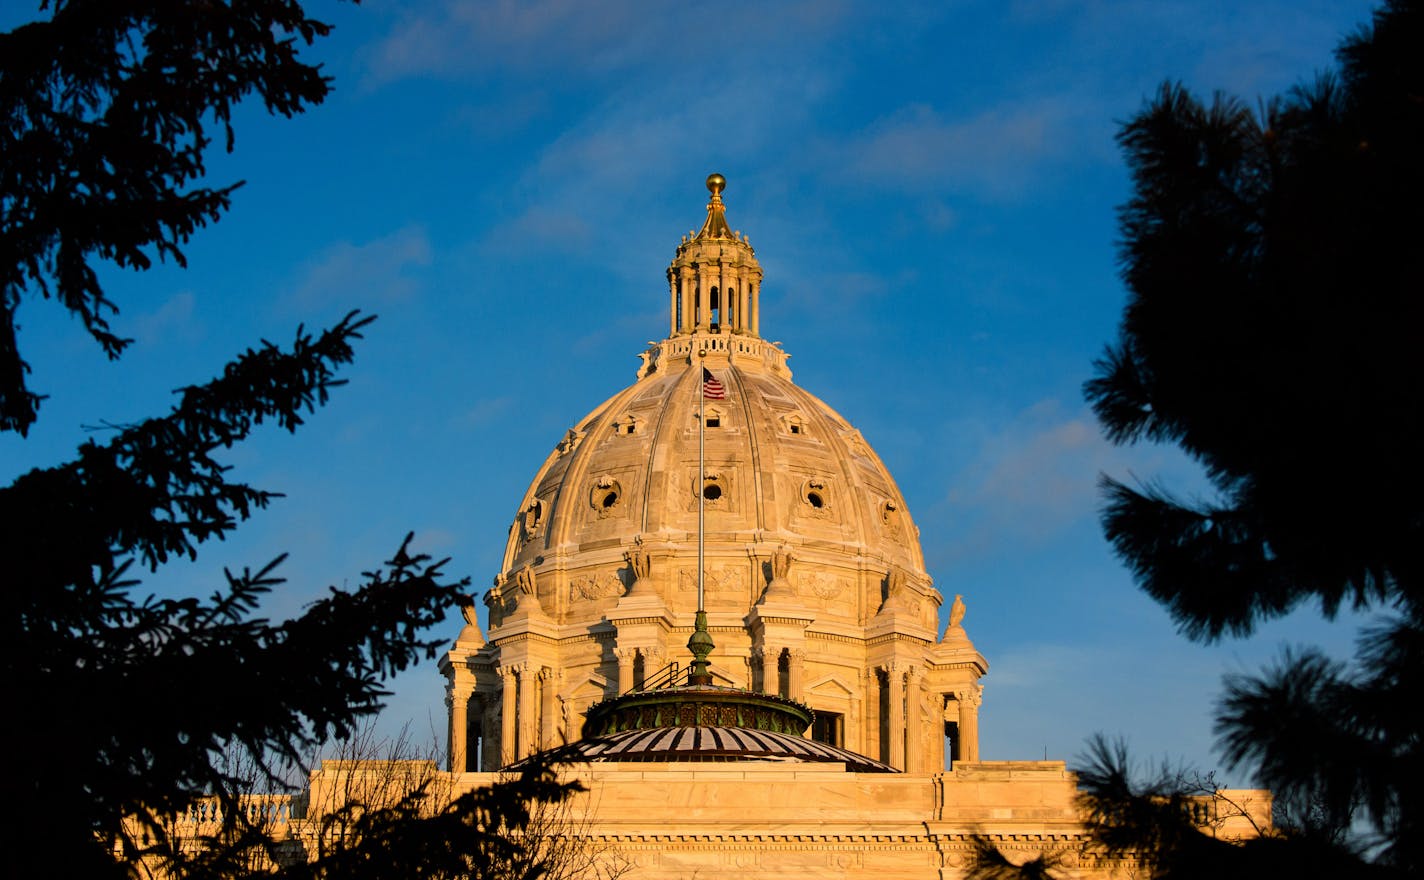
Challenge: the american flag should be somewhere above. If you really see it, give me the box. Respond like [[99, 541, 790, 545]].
[[702, 368, 727, 400]]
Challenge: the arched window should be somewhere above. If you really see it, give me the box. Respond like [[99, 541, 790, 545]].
[[709, 286, 720, 330]]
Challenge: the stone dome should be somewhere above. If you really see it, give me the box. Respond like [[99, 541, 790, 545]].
[[495, 333, 931, 630], [444, 176, 987, 777]]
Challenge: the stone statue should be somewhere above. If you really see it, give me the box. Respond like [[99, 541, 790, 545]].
[[885, 566, 905, 598], [761, 544, 796, 602], [881, 566, 922, 616], [514, 563, 537, 596], [949, 593, 966, 628], [624, 545, 652, 596], [771, 545, 794, 582]]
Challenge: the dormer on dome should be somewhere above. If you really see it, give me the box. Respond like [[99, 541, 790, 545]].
[[666, 173, 763, 338]]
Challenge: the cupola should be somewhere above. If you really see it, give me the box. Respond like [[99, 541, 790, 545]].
[[666, 173, 763, 337]]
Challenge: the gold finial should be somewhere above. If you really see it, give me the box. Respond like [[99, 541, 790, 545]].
[[706, 172, 726, 197]]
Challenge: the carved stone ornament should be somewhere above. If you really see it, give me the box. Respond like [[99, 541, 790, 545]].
[[879, 498, 902, 537], [568, 571, 624, 601], [519, 497, 546, 543], [798, 572, 845, 600], [557, 427, 586, 455], [677, 566, 746, 593]]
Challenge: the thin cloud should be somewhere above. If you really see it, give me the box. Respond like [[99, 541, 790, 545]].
[[457, 396, 514, 430], [129, 290, 201, 346], [289, 227, 433, 309], [363, 0, 851, 86], [833, 99, 1097, 201], [938, 399, 1204, 560]]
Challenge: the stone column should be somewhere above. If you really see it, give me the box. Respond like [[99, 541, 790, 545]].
[[886, 663, 905, 770], [737, 271, 749, 333], [759, 646, 778, 695], [516, 664, 535, 760], [669, 277, 678, 336], [751, 282, 759, 336], [499, 666, 517, 767], [614, 647, 637, 695], [540, 667, 559, 750], [696, 276, 705, 329], [683, 272, 694, 332], [787, 648, 806, 702], [958, 685, 983, 763], [448, 685, 469, 773], [643, 646, 666, 681], [848, 694, 862, 754], [940, 696, 954, 771], [718, 263, 726, 327], [905, 666, 923, 773], [861, 668, 877, 762], [562, 696, 576, 746]]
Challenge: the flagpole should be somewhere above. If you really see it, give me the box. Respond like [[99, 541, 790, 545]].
[[697, 348, 706, 612], [687, 348, 715, 686]]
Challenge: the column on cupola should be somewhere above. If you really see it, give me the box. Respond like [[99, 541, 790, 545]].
[[668, 271, 678, 337], [717, 261, 727, 329], [683, 267, 694, 331], [740, 264, 751, 330]]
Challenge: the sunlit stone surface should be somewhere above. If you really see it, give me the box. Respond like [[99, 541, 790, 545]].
[[421, 176, 1272, 878]]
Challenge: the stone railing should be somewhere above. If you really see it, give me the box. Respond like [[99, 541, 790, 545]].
[[175, 794, 302, 831]]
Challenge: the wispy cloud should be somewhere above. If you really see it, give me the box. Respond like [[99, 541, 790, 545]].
[[364, 0, 851, 85], [129, 291, 202, 346], [937, 398, 1204, 561], [456, 396, 513, 430], [830, 98, 1101, 201], [289, 227, 433, 309]]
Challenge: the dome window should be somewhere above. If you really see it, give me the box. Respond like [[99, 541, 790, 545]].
[[800, 478, 832, 516], [780, 412, 807, 436], [700, 472, 727, 508], [590, 477, 624, 517]]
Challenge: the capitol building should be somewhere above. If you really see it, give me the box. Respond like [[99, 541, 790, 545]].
[[404, 175, 1267, 878]]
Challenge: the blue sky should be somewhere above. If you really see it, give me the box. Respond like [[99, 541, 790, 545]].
[[2, 0, 1380, 780]]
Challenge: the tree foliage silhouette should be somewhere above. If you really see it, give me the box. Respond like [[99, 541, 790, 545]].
[[1, 3, 588, 878], [1080, 0, 1424, 876], [0, 0, 339, 434]]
